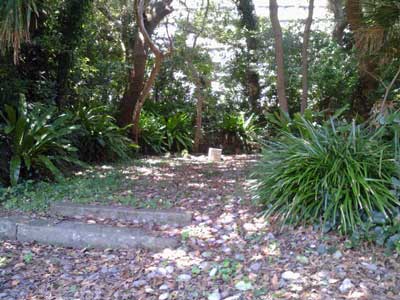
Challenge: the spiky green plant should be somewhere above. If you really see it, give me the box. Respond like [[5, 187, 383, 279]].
[[0, 97, 82, 186], [164, 113, 193, 152], [71, 104, 137, 162], [253, 117, 400, 234], [139, 111, 166, 153], [221, 112, 258, 151]]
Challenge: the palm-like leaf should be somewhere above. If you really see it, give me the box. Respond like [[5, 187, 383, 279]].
[[0, 97, 81, 185], [363, 0, 400, 58], [0, 0, 38, 63], [72, 104, 137, 161]]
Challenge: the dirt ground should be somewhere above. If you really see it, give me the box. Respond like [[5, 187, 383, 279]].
[[0, 155, 399, 300]]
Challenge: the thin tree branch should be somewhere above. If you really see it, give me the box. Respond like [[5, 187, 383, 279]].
[[192, 0, 210, 49], [300, 0, 314, 114], [381, 65, 400, 115]]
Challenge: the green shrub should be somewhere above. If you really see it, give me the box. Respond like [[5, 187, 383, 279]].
[[139, 111, 193, 153], [165, 112, 193, 152], [0, 97, 82, 186], [253, 117, 400, 234], [221, 112, 258, 152], [71, 104, 138, 162], [139, 111, 166, 153], [344, 209, 400, 252]]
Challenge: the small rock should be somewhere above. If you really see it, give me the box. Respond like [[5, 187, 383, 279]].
[[165, 266, 174, 274], [234, 253, 245, 261], [221, 290, 230, 298], [208, 289, 221, 300], [159, 284, 169, 290], [145, 287, 155, 293], [266, 233, 275, 240], [281, 271, 301, 281], [317, 244, 327, 255], [157, 267, 168, 276], [159, 292, 169, 300], [223, 295, 241, 300], [333, 251, 343, 260], [222, 246, 231, 254], [361, 262, 377, 272], [249, 262, 261, 272], [146, 271, 159, 279], [289, 283, 304, 292], [200, 261, 210, 270], [202, 252, 213, 258], [316, 271, 329, 279], [296, 255, 309, 264], [133, 279, 147, 288], [177, 274, 191, 282], [235, 280, 252, 291], [339, 278, 354, 293], [209, 268, 218, 277]]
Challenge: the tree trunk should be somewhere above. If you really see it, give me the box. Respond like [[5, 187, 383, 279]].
[[269, 0, 288, 113], [55, 0, 94, 108], [236, 0, 262, 115], [193, 85, 205, 153], [346, 0, 379, 117], [189, 59, 209, 153], [131, 56, 163, 142], [327, 0, 347, 44], [130, 0, 173, 143], [117, 0, 173, 129], [185, 0, 210, 153], [300, 0, 314, 114], [246, 69, 261, 114], [118, 38, 147, 128]]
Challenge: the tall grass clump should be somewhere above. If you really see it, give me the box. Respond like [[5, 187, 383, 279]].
[[253, 116, 400, 234]]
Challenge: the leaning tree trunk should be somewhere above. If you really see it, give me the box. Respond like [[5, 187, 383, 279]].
[[117, 0, 173, 129], [269, 0, 288, 113], [300, 0, 314, 114], [130, 0, 173, 143], [118, 38, 147, 128]]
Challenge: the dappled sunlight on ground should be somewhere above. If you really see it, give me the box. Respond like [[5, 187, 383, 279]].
[[0, 155, 399, 299]]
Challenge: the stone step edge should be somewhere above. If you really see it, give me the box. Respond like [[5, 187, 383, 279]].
[[0, 216, 178, 250], [50, 202, 193, 225]]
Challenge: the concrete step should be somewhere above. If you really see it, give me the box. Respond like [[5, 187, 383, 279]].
[[0, 216, 178, 251], [50, 202, 192, 226]]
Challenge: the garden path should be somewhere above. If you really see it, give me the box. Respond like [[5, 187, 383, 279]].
[[0, 155, 399, 300]]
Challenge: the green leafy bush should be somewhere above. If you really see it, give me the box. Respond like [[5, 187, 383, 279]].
[[139, 111, 166, 153], [71, 104, 137, 162], [253, 117, 400, 234], [0, 98, 82, 186], [221, 112, 258, 152], [344, 209, 400, 253], [165, 113, 193, 152], [139, 111, 192, 153]]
